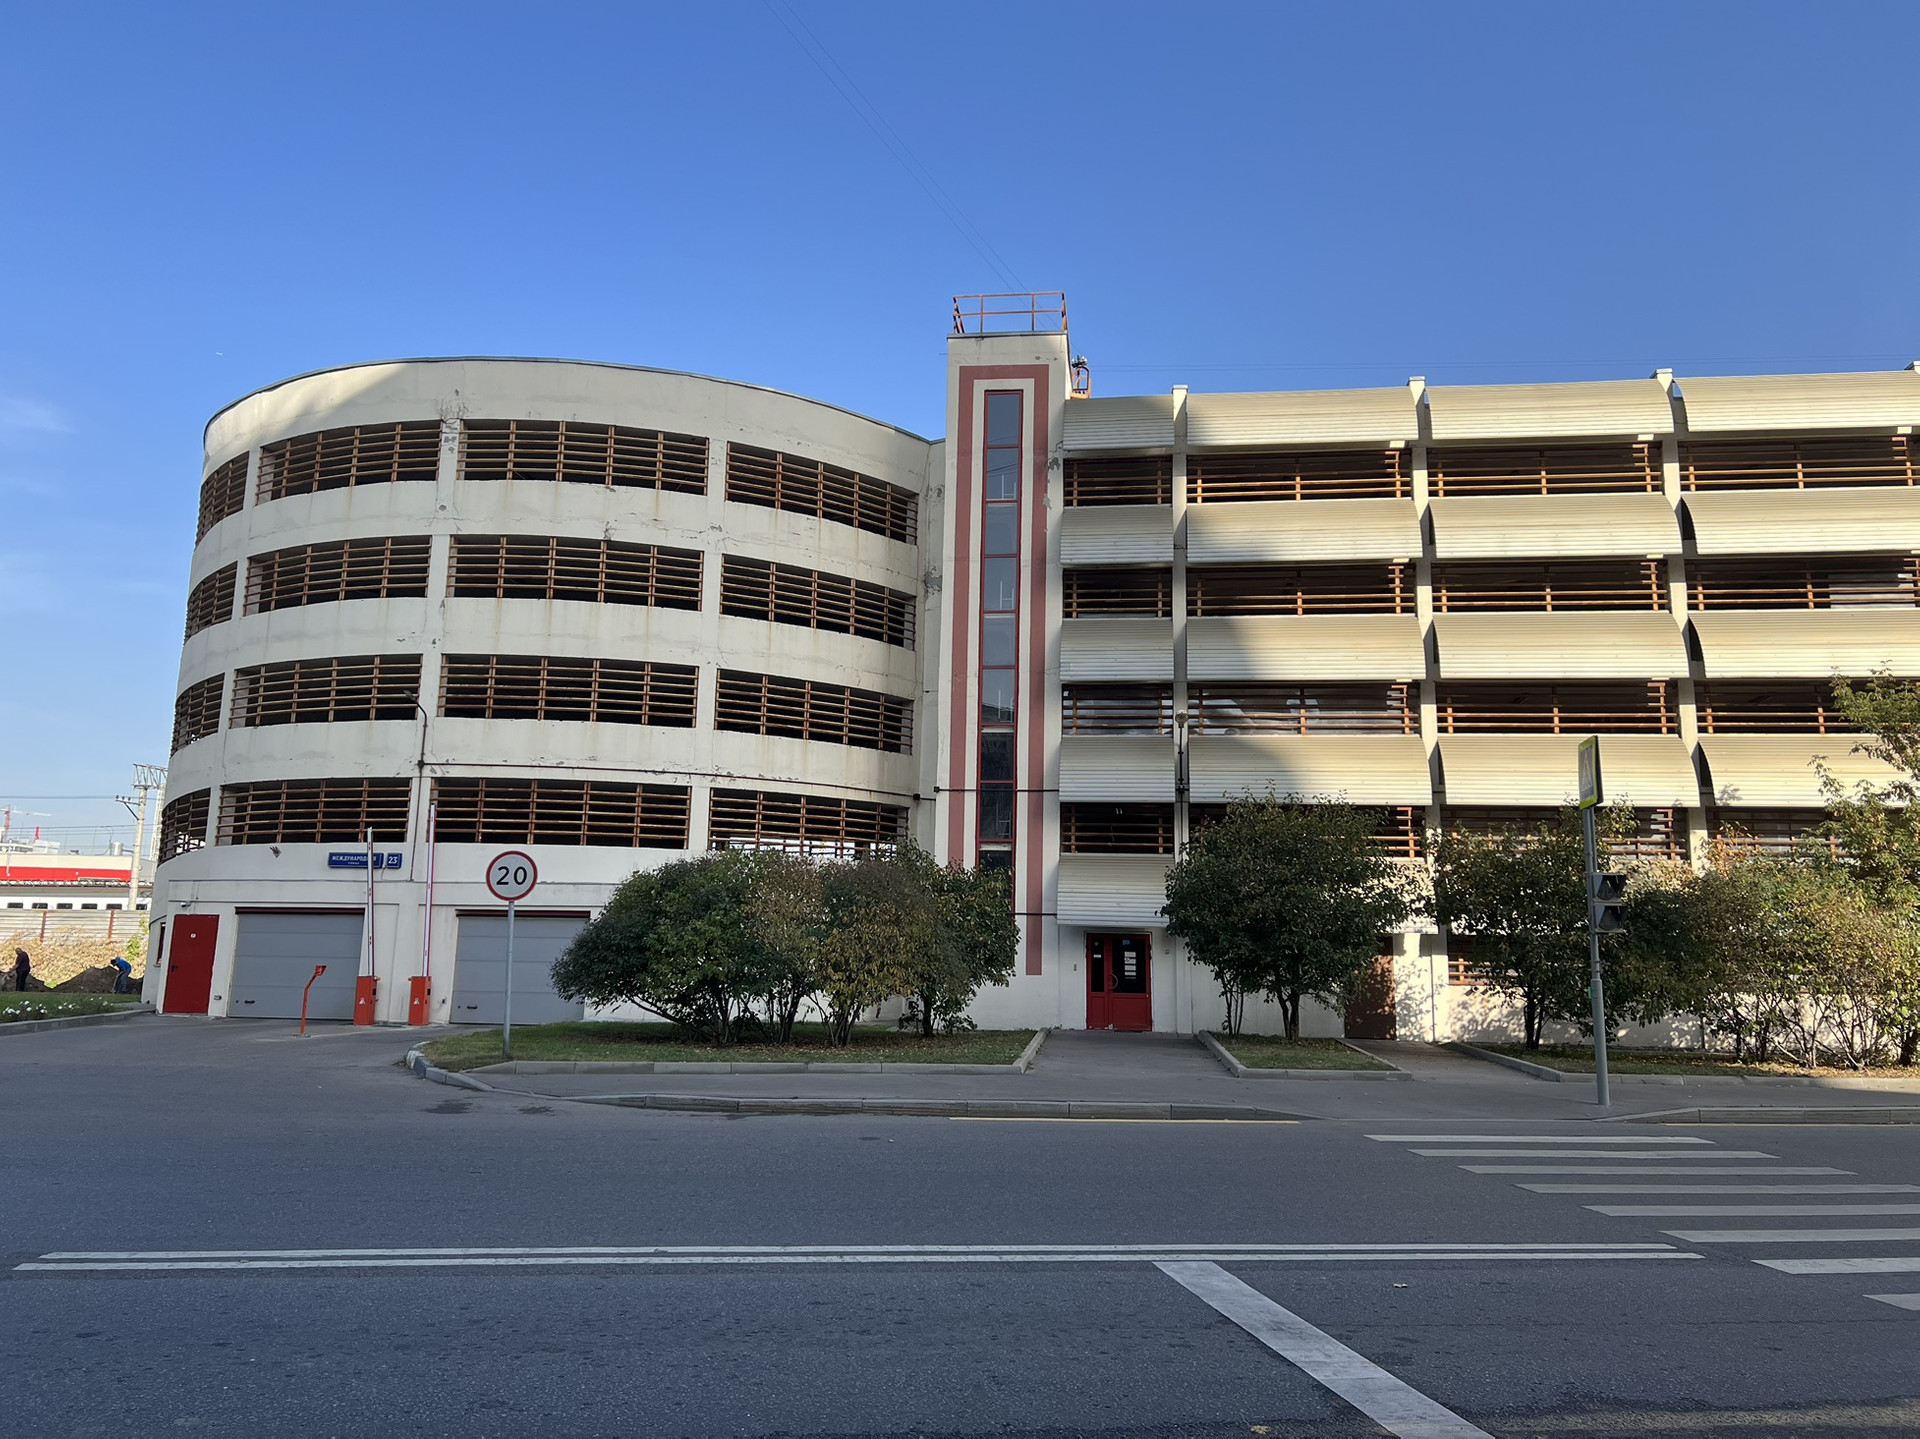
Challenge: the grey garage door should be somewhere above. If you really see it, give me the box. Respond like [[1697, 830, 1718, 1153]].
[[229, 910, 363, 1020], [450, 913, 588, 1025]]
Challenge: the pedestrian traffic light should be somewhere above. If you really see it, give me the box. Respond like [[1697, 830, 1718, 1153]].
[[1590, 871, 1628, 932]]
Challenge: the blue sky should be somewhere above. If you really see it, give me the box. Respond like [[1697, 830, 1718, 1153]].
[[3, 2, 1917, 849]]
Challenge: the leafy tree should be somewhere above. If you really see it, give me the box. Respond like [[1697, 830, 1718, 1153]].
[[740, 850, 827, 1044], [917, 859, 1020, 1035], [1162, 795, 1420, 1039], [1432, 806, 1649, 1049], [817, 853, 925, 1044], [550, 852, 787, 1043]]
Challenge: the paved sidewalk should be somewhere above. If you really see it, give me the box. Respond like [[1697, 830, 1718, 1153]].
[[460, 1029, 1920, 1122]]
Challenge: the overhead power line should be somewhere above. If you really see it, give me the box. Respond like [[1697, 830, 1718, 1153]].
[[761, 0, 1025, 294]]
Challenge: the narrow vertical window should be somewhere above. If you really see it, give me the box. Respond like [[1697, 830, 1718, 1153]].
[[977, 390, 1022, 861]]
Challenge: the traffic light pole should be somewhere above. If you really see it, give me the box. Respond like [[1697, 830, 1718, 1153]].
[[1581, 803, 1611, 1108]]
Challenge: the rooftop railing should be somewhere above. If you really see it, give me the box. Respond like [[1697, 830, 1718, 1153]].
[[952, 291, 1067, 335]]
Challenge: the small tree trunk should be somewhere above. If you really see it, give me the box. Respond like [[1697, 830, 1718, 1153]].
[[918, 987, 937, 1037], [1282, 990, 1301, 1041], [1523, 991, 1539, 1050]]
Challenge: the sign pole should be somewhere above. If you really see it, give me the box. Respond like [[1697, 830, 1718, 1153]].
[[503, 898, 516, 1062], [1576, 737, 1610, 1109]]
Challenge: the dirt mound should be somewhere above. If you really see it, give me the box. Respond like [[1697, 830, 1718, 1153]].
[[3, 929, 144, 989], [54, 964, 131, 993]]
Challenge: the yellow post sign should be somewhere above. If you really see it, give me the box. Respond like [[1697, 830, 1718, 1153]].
[[1577, 735, 1603, 810]]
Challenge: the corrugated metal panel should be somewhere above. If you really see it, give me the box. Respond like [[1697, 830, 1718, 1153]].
[[1059, 617, 1174, 682], [1429, 492, 1680, 559], [1185, 388, 1416, 448], [1440, 735, 1698, 806], [1681, 371, 1920, 433], [1186, 498, 1420, 564], [1059, 736, 1176, 801], [1433, 612, 1688, 679], [1186, 615, 1424, 681], [1061, 395, 1176, 451], [1693, 610, 1920, 678], [1060, 505, 1174, 565], [229, 910, 362, 1020], [1057, 854, 1170, 928], [1189, 735, 1432, 805], [452, 913, 589, 1025], [1698, 735, 1897, 807], [1427, 379, 1675, 441], [1685, 486, 1920, 555]]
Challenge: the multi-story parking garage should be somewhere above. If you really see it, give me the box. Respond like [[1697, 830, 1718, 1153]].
[[147, 299, 1920, 1039]]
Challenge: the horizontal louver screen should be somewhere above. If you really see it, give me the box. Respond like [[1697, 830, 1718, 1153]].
[[461, 419, 707, 493], [171, 675, 225, 752], [230, 655, 422, 727], [157, 790, 212, 862], [707, 788, 906, 855], [1063, 568, 1171, 617], [1688, 554, 1920, 609], [184, 564, 238, 639], [258, 422, 441, 501], [1059, 803, 1174, 854], [1428, 443, 1661, 496], [1187, 449, 1410, 503], [1707, 809, 1838, 856], [216, 778, 413, 846], [448, 535, 701, 609], [1191, 802, 1425, 858], [1435, 681, 1677, 734], [1447, 806, 1685, 862], [1189, 683, 1415, 734], [1695, 683, 1853, 733], [1062, 456, 1172, 506], [196, 454, 248, 540], [1433, 559, 1666, 611], [439, 655, 697, 727], [245, 537, 431, 612], [1061, 685, 1174, 735], [1681, 435, 1915, 490], [725, 443, 916, 541], [432, 778, 690, 849], [713, 670, 911, 753], [720, 556, 915, 648], [1189, 563, 1412, 616]]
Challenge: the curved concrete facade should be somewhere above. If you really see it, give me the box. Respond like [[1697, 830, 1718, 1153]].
[[153, 359, 938, 1023]]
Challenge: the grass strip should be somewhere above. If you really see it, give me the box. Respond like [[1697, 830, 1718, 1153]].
[[1474, 1043, 1919, 1080], [1211, 1035, 1393, 1071], [1, 993, 140, 1022], [422, 1020, 1038, 1071]]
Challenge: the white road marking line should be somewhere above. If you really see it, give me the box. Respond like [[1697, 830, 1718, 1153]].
[[1665, 1227, 1920, 1243], [1756, 1257, 1920, 1275], [1464, 1166, 1850, 1175], [18, 1252, 1703, 1274], [1368, 1135, 1713, 1145], [36, 1242, 1682, 1261], [950, 1118, 1300, 1124], [1868, 1293, 1920, 1311], [1414, 1149, 1775, 1159], [1592, 1205, 1920, 1217], [1159, 1261, 1494, 1439], [1523, 1184, 1919, 1194]]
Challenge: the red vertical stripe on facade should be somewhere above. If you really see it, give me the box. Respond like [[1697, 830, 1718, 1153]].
[[951, 363, 1051, 977]]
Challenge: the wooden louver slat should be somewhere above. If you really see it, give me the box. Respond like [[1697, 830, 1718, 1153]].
[[719, 556, 915, 649], [713, 670, 911, 753], [184, 564, 238, 639], [1191, 802, 1425, 858], [1688, 553, 1920, 609], [725, 443, 917, 542], [430, 777, 690, 849], [157, 790, 212, 862], [215, 778, 412, 846], [1434, 681, 1676, 734], [1063, 568, 1171, 617], [1427, 443, 1661, 497], [229, 655, 423, 728], [171, 675, 226, 752], [257, 422, 441, 502], [1186, 449, 1409, 504], [1188, 563, 1412, 616], [196, 454, 248, 540], [1059, 802, 1173, 854], [1061, 685, 1175, 735], [1695, 682, 1853, 734], [707, 788, 906, 855], [447, 535, 702, 609], [1062, 456, 1173, 507], [460, 419, 708, 494], [1681, 435, 1915, 491], [244, 537, 431, 613], [1189, 683, 1415, 735], [439, 655, 697, 727], [1431, 559, 1666, 612]]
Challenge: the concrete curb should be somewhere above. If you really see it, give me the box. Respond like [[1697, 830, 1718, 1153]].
[[1447, 1041, 1571, 1082], [1447, 1041, 1920, 1090], [1607, 1105, 1920, 1125], [469, 1028, 1052, 1077], [404, 1047, 496, 1093], [571, 1093, 1305, 1121], [0, 1003, 153, 1038], [1198, 1030, 1411, 1080]]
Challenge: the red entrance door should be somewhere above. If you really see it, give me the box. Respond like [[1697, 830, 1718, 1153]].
[[1086, 933, 1152, 1032], [163, 915, 218, 1014]]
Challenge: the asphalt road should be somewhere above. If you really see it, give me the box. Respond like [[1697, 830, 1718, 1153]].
[[4, 1017, 1917, 1438]]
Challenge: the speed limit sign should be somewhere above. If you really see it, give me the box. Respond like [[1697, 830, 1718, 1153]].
[[486, 850, 538, 903]]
